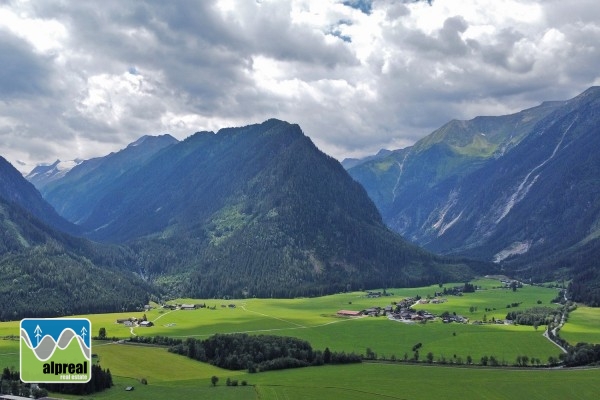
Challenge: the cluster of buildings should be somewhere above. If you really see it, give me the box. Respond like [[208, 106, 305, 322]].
[[337, 296, 432, 321], [115, 317, 154, 327], [336, 295, 469, 323]]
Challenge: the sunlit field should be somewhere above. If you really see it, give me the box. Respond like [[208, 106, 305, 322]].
[[559, 306, 600, 345], [0, 278, 596, 400]]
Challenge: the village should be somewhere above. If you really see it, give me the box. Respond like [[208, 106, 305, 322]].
[[116, 282, 524, 330], [336, 285, 514, 325], [336, 295, 445, 323]]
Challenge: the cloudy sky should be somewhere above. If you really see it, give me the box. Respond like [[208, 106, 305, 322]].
[[2, 0, 600, 172]]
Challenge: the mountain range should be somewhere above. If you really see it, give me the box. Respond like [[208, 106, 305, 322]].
[[37, 134, 178, 224], [0, 120, 484, 317], [346, 87, 600, 305], [3, 87, 599, 316]]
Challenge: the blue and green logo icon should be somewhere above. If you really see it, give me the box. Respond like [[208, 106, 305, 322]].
[[20, 318, 91, 383]]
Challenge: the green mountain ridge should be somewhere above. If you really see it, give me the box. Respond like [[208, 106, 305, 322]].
[[36, 119, 485, 299], [347, 86, 600, 305]]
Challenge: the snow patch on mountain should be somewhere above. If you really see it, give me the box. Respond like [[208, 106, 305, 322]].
[[26, 159, 83, 189]]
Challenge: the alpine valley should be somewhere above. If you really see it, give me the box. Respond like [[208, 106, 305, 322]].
[[346, 86, 600, 305], [2, 87, 599, 319], [2, 119, 484, 318]]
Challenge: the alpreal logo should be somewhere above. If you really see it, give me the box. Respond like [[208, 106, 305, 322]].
[[20, 318, 91, 383]]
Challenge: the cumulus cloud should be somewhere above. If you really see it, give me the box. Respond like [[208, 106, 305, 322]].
[[0, 32, 53, 98], [1, 0, 600, 172]]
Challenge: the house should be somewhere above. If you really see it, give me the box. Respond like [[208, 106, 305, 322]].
[[139, 321, 153, 327], [125, 386, 134, 391], [228, 304, 236, 308], [180, 304, 196, 310], [116, 318, 129, 324], [337, 310, 361, 317], [363, 307, 380, 316]]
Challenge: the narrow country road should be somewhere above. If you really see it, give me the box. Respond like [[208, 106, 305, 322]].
[[543, 290, 569, 354]]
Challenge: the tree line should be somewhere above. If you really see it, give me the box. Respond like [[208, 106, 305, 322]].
[[40, 364, 113, 395], [131, 333, 360, 372], [505, 306, 560, 327]]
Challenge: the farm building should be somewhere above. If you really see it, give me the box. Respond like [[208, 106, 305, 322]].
[[337, 310, 361, 317]]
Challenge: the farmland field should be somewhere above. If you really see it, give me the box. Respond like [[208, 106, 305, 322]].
[[43, 345, 600, 400], [559, 306, 600, 345], [0, 278, 597, 399]]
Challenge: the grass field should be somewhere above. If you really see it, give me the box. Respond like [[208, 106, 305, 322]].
[[0, 278, 596, 399], [45, 344, 600, 400], [123, 279, 563, 363], [559, 306, 600, 345], [33, 342, 600, 400], [250, 363, 600, 400], [0, 338, 19, 371]]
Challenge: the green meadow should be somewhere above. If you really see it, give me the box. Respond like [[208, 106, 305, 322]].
[[49, 344, 600, 400], [559, 306, 600, 344], [1, 278, 598, 399], [0, 338, 19, 371], [112, 278, 564, 363]]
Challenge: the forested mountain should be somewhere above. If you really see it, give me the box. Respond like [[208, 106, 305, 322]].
[[347, 87, 600, 303], [40, 119, 483, 298], [41, 134, 178, 224], [0, 160, 152, 319]]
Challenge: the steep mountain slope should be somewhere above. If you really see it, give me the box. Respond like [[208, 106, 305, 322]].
[[348, 87, 600, 290], [424, 87, 600, 260], [347, 99, 564, 224], [50, 119, 482, 298], [41, 134, 178, 224], [0, 156, 79, 235], [0, 159, 153, 320]]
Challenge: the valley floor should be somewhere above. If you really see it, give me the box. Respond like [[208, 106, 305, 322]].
[[1, 278, 598, 399]]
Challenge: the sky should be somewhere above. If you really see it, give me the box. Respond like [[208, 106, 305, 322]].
[[2, 0, 600, 173]]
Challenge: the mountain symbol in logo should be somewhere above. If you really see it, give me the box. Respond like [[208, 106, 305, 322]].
[[20, 327, 91, 361]]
